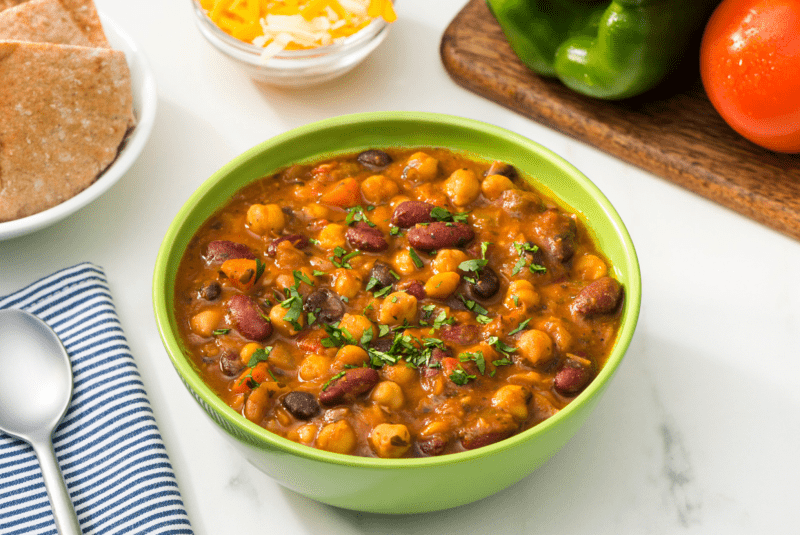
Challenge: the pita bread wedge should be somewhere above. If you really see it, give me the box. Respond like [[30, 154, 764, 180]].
[[0, 0, 108, 47], [0, 40, 134, 222], [0, 0, 27, 12]]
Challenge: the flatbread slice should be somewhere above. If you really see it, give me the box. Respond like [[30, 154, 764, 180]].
[[0, 0, 108, 47], [0, 0, 27, 12], [0, 40, 134, 222]]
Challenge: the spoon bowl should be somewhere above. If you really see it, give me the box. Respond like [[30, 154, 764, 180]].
[[0, 309, 82, 535]]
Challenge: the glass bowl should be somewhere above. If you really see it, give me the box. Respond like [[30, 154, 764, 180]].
[[191, 0, 391, 87]]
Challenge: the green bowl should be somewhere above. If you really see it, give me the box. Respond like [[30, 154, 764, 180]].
[[153, 112, 641, 514]]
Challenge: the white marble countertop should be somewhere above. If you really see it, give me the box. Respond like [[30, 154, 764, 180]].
[[2, 0, 798, 533]]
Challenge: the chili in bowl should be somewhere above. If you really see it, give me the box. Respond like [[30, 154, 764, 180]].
[[153, 112, 641, 513]]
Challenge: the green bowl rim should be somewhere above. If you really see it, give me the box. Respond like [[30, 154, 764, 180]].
[[153, 111, 642, 469]]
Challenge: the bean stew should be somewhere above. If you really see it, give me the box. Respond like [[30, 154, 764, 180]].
[[173, 147, 624, 458]]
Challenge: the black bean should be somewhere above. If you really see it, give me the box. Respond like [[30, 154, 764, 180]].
[[357, 149, 393, 171], [485, 161, 518, 180], [282, 391, 320, 420], [367, 261, 397, 291], [304, 288, 345, 324], [219, 351, 243, 377], [199, 281, 221, 301], [470, 266, 500, 299]]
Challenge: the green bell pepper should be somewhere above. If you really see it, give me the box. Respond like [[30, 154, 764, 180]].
[[486, 0, 719, 100]]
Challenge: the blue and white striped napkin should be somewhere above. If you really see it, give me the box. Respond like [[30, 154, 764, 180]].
[[0, 263, 193, 535]]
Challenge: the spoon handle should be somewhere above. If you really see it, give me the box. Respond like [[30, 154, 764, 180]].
[[32, 440, 82, 535]]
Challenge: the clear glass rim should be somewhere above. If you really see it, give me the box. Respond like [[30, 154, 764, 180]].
[[191, 0, 389, 66]]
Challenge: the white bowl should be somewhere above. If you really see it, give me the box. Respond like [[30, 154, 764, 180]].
[[191, 0, 391, 87], [0, 14, 157, 241]]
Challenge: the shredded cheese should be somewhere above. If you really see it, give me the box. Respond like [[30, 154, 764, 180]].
[[200, 0, 396, 59]]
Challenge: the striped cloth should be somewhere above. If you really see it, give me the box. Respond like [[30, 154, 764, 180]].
[[0, 264, 193, 535]]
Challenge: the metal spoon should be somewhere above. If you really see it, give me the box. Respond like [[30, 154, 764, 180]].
[[0, 309, 82, 535]]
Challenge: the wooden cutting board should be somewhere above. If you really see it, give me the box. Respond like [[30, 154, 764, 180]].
[[440, 0, 800, 241]]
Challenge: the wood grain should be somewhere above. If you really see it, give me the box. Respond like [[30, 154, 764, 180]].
[[440, 0, 800, 241]]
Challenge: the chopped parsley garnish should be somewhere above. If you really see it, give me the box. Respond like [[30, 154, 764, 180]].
[[389, 225, 402, 236], [254, 258, 266, 283], [247, 346, 273, 367], [492, 357, 513, 367], [508, 318, 531, 336], [449, 366, 477, 386], [321, 322, 358, 348], [458, 241, 491, 283], [408, 248, 424, 269], [459, 350, 486, 375], [512, 241, 547, 275], [330, 246, 361, 269], [345, 205, 376, 227], [279, 271, 307, 330], [312, 269, 327, 277], [322, 371, 346, 391], [212, 328, 230, 336], [430, 206, 470, 223], [487, 336, 517, 357], [458, 293, 490, 316]]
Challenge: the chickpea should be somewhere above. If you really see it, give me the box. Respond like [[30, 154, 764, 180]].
[[539, 318, 573, 353], [244, 383, 275, 423], [371, 381, 404, 411], [504, 280, 540, 310], [317, 223, 347, 250], [247, 203, 285, 235], [296, 424, 317, 444], [302, 203, 329, 220], [424, 271, 461, 299], [392, 250, 418, 275], [379, 292, 418, 325], [334, 345, 369, 369], [516, 329, 553, 367], [269, 303, 304, 336], [317, 420, 357, 454], [369, 423, 411, 458], [298, 354, 332, 381], [419, 421, 450, 438], [481, 173, 515, 200], [572, 253, 608, 281], [432, 249, 469, 274], [404, 152, 439, 182], [491, 385, 532, 421], [361, 175, 399, 204], [239, 342, 263, 366], [367, 204, 393, 233], [332, 268, 362, 300], [190, 309, 223, 338], [338, 313, 374, 342], [266, 343, 294, 370], [444, 168, 480, 207], [274, 240, 307, 270], [382, 361, 417, 386]]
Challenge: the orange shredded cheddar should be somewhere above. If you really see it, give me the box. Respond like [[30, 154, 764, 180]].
[[200, 0, 397, 57]]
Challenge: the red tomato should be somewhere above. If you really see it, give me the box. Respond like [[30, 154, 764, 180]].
[[700, 0, 800, 153]]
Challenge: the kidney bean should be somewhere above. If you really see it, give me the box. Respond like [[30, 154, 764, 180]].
[[554, 358, 594, 396], [206, 240, 255, 263], [357, 149, 393, 171], [199, 281, 221, 301], [319, 367, 380, 406], [367, 261, 397, 291], [346, 222, 388, 252], [398, 279, 426, 300], [267, 234, 309, 256], [459, 409, 519, 450], [228, 294, 272, 341], [406, 221, 474, 251], [438, 324, 479, 345], [304, 288, 345, 324], [418, 435, 448, 456], [219, 351, 243, 377], [470, 266, 500, 299], [282, 391, 320, 420], [571, 277, 622, 317], [485, 161, 518, 180], [391, 201, 435, 228]]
